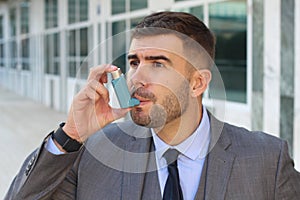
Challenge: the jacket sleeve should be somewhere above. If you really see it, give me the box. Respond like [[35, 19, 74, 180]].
[[275, 140, 300, 199], [4, 136, 84, 200]]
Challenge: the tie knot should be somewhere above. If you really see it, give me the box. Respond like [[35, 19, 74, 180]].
[[163, 148, 180, 165]]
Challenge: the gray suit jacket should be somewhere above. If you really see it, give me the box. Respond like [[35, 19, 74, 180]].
[[5, 115, 300, 199]]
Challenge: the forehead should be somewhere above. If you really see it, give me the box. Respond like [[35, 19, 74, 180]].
[[129, 34, 184, 56]]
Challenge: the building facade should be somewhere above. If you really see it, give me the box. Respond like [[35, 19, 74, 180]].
[[0, 0, 299, 170]]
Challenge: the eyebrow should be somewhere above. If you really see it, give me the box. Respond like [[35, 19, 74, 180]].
[[127, 54, 172, 65], [127, 54, 138, 60]]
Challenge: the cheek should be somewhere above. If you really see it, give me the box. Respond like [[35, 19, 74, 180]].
[[126, 69, 133, 80], [157, 79, 191, 103], [126, 70, 134, 84], [149, 74, 184, 91], [157, 79, 188, 97], [154, 85, 175, 101]]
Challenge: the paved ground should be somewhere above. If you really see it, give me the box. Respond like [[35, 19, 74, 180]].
[[0, 86, 67, 198]]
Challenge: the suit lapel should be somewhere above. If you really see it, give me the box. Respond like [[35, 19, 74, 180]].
[[194, 155, 208, 200], [204, 142, 235, 199], [120, 123, 160, 200], [197, 114, 236, 200], [140, 140, 162, 200]]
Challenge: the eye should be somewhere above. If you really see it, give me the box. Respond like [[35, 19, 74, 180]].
[[153, 62, 164, 68], [129, 60, 140, 69]]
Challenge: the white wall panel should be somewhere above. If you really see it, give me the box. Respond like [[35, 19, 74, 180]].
[[263, 0, 280, 136]]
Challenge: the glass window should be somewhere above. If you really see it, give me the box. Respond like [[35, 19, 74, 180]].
[[79, 0, 88, 22], [112, 0, 146, 14], [9, 8, 17, 37], [173, 5, 203, 21], [0, 16, 3, 39], [20, 1, 30, 34], [111, 21, 126, 72], [111, 0, 125, 15], [98, 24, 101, 64], [67, 29, 76, 77], [0, 15, 3, 66], [68, 0, 88, 24], [80, 28, 88, 56], [190, 6, 204, 21], [67, 27, 90, 78], [0, 43, 4, 67], [45, 0, 58, 29], [79, 27, 89, 78], [68, 0, 76, 24], [9, 40, 17, 68], [130, 0, 147, 11], [130, 17, 144, 29], [68, 30, 76, 56], [209, 0, 247, 103], [45, 33, 60, 74], [68, 61, 77, 77], [21, 38, 30, 70]]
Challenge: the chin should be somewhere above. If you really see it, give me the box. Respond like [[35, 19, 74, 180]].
[[130, 111, 150, 127]]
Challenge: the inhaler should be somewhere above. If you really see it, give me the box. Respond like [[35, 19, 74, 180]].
[[111, 68, 140, 108]]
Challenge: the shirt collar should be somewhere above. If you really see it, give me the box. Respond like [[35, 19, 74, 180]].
[[151, 107, 210, 161]]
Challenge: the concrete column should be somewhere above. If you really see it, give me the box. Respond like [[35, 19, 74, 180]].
[[90, 0, 100, 66], [262, 0, 281, 136], [59, 0, 68, 112], [251, 0, 264, 131], [280, 0, 295, 156], [294, 0, 300, 170], [30, 0, 44, 34], [0, 3, 9, 88], [30, 0, 45, 103], [100, 0, 110, 63]]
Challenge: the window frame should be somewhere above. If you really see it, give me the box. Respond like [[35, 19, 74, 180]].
[[68, 0, 89, 24], [172, 0, 252, 107], [45, 0, 59, 29], [66, 24, 92, 79], [44, 32, 61, 75]]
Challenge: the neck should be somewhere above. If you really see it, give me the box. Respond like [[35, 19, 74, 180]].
[[155, 102, 203, 146]]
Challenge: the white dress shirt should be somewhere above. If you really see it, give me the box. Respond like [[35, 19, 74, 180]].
[[45, 134, 65, 155], [152, 107, 210, 200]]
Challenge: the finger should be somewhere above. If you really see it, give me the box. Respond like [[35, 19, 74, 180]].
[[88, 80, 110, 103], [88, 65, 107, 81], [100, 73, 108, 83], [88, 64, 118, 82], [85, 85, 101, 102]]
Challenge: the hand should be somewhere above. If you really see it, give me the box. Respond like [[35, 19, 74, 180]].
[[62, 64, 131, 142]]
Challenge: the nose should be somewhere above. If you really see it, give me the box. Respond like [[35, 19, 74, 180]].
[[128, 64, 149, 88]]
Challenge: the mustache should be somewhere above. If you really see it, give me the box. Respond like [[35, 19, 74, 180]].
[[131, 87, 157, 102]]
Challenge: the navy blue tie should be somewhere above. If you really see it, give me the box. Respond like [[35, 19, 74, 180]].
[[163, 149, 183, 200]]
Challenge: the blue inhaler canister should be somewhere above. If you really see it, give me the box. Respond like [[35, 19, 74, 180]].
[[111, 68, 140, 108]]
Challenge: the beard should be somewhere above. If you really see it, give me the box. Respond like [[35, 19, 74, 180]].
[[130, 81, 189, 128]]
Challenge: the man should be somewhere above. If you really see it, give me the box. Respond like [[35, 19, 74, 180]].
[[5, 12, 300, 200]]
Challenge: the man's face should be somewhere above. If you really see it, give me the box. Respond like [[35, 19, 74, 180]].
[[127, 34, 193, 128]]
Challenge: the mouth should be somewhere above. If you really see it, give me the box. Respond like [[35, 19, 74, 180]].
[[133, 94, 153, 107], [131, 87, 157, 108]]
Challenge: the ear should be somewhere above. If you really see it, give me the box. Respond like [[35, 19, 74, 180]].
[[190, 69, 212, 97]]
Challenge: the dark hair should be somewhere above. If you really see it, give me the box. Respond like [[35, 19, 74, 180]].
[[132, 11, 216, 60]]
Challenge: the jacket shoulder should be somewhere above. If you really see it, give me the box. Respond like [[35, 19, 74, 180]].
[[225, 123, 282, 144], [222, 123, 286, 155]]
